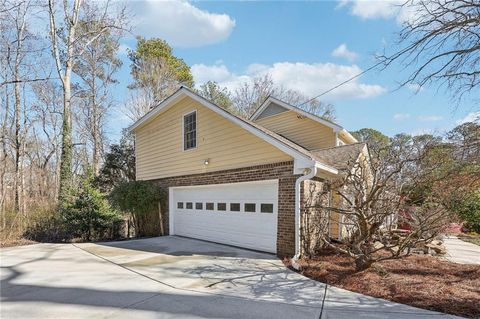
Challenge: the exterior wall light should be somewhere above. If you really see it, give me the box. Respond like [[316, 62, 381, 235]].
[[204, 159, 210, 165]]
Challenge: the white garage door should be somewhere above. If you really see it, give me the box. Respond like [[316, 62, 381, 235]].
[[170, 180, 278, 253]]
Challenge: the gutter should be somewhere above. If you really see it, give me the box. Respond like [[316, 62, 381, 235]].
[[291, 165, 317, 270]]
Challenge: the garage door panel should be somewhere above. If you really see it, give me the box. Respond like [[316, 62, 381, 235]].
[[171, 180, 278, 253]]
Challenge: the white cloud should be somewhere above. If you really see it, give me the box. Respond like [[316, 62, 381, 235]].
[[331, 44, 359, 62], [132, 0, 235, 48], [417, 115, 443, 122], [191, 62, 386, 101], [456, 112, 480, 125], [337, 0, 419, 24], [393, 113, 411, 121], [406, 83, 424, 93]]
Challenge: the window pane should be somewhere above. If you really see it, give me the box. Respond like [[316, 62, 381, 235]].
[[177, 202, 184, 209], [183, 112, 197, 150], [230, 203, 240, 212], [261, 203, 273, 213], [206, 202, 214, 210], [244, 203, 256, 212], [217, 203, 226, 211], [195, 202, 203, 210], [186, 202, 193, 209]]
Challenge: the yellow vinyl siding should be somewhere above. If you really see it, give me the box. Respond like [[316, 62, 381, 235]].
[[134, 96, 292, 180], [255, 111, 337, 150], [329, 192, 342, 239]]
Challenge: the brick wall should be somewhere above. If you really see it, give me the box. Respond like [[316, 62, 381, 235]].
[[151, 161, 299, 257]]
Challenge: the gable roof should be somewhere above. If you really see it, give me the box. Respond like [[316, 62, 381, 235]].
[[128, 86, 338, 175], [311, 143, 367, 171], [250, 96, 358, 144]]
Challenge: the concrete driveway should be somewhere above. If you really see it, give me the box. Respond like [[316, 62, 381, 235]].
[[443, 236, 480, 265], [1, 236, 460, 319]]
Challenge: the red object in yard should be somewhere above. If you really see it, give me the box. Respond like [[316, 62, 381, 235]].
[[398, 207, 414, 231], [444, 223, 463, 234]]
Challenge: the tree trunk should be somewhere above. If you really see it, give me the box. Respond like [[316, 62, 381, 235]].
[[58, 72, 73, 205], [92, 71, 99, 175], [354, 256, 373, 272]]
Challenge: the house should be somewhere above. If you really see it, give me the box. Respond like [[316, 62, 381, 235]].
[[129, 86, 367, 257]]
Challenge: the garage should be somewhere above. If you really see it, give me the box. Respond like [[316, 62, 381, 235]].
[[169, 180, 278, 253]]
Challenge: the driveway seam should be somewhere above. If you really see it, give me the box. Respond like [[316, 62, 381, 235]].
[[71, 243, 324, 311], [318, 283, 328, 319]]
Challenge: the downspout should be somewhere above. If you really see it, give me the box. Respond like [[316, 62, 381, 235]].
[[292, 165, 317, 270]]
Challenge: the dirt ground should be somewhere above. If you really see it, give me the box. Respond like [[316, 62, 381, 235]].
[[285, 250, 480, 318]]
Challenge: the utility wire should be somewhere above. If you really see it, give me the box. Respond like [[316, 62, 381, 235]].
[[298, 60, 385, 106]]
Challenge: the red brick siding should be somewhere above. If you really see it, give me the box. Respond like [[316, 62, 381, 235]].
[[151, 161, 299, 257]]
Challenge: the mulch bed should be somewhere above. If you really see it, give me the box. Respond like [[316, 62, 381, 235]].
[[284, 250, 480, 318]]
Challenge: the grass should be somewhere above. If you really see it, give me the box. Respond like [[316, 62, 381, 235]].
[[285, 250, 480, 318], [458, 233, 480, 246]]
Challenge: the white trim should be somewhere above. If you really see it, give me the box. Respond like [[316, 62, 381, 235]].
[[251, 97, 343, 130], [182, 109, 197, 152], [251, 97, 358, 144], [315, 162, 338, 175], [169, 187, 174, 235]]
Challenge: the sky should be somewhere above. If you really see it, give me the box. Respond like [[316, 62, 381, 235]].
[[109, 0, 479, 142]]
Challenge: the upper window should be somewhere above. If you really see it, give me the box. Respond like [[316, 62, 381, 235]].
[[183, 111, 197, 150]]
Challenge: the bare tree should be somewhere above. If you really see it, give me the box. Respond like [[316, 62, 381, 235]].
[[232, 74, 336, 120], [122, 88, 157, 122], [47, 0, 127, 204], [74, 5, 124, 175], [0, 0, 41, 214], [308, 137, 452, 271], [380, 0, 480, 104]]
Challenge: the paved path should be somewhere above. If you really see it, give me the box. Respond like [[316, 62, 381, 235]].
[[443, 236, 480, 265], [1, 236, 461, 319]]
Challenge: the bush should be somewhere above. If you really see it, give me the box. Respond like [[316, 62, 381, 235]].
[[110, 180, 166, 237], [61, 173, 122, 241], [23, 208, 67, 242], [457, 191, 480, 233]]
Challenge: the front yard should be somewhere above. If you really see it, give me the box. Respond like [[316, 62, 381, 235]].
[[286, 250, 480, 318]]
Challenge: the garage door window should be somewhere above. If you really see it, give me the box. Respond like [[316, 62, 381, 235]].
[[217, 203, 226, 211], [196, 202, 203, 210], [244, 203, 256, 212], [186, 202, 193, 209], [261, 203, 274, 213], [206, 202, 214, 210], [230, 203, 241, 212], [177, 202, 184, 209]]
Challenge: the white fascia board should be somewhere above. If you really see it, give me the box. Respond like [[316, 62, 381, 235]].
[[339, 129, 358, 143], [315, 162, 338, 175], [294, 159, 338, 176], [251, 97, 344, 132], [130, 87, 313, 164], [249, 98, 271, 121]]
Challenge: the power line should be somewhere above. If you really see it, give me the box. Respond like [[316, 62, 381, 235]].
[[298, 60, 384, 106]]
